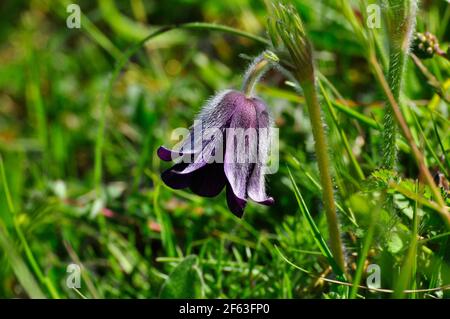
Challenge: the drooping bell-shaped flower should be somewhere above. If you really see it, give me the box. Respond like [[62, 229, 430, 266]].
[[157, 52, 278, 217]]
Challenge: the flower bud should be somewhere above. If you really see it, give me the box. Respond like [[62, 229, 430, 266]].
[[412, 32, 445, 59]]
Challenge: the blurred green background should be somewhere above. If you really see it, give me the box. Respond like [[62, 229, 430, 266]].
[[0, 0, 449, 299]]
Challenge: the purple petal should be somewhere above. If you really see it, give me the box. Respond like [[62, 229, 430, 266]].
[[189, 164, 226, 197], [196, 90, 243, 131], [160, 90, 240, 167], [177, 130, 225, 174], [176, 90, 241, 156], [251, 97, 271, 129], [178, 161, 207, 174], [226, 183, 247, 218], [157, 146, 181, 162], [224, 161, 253, 202], [247, 165, 274, 206], [247, 98, 274, 206], [224, 95, 258, 201], [161, 163, 191, 189], [157, 146, 197, 162]]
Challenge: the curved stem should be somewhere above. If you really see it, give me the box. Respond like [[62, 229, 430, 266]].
[[242, 51, 279, 97], [177, 22, 269, 46], [243, 58, 270, 97], [302, 82, 346, 274]]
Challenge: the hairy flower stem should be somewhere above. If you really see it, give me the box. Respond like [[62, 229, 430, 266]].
[[242, 51, 279, 97], [382, 51, 407, 216], [370, 55, 450, 227], [381, 0, 417, 220], [382, 51, 406, 169], [303, 82, 346, 273], [382, 0, 417, 169], [269, 2, 346, 274]]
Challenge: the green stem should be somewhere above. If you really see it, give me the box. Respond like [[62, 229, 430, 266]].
[[319, 80, 365, 181], [243, 58, 270, 97], [382, 50, 407, 169], [242, 51, 279, 97], [382, 0, 417, 169], [14, 221, 60, 299], [349, 192, 385, 298], [394, 182, 420, 298], [370, 55, 450, 227], [302, 82, 346, 274], [0, 156, 59, 298]]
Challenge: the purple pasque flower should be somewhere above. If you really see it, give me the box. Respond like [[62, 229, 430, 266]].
[[157, 89, 274, 217]]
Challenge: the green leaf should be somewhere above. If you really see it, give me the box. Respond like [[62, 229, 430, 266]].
[[159, 255, 202, 298], [387, 231, 403, 254], [362, 169, 398, 192]]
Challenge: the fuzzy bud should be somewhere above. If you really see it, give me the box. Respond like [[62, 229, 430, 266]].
[[412, 32, 446, 59], [384, 0, 418, 52], [268, 2, 314, 86]]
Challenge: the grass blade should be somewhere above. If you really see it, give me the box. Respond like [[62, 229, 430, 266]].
[[0, 225, 46, 299], [287, 167, 344, 278]]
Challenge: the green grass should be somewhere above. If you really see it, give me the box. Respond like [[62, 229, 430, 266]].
[[0, 0, 449, 299]]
